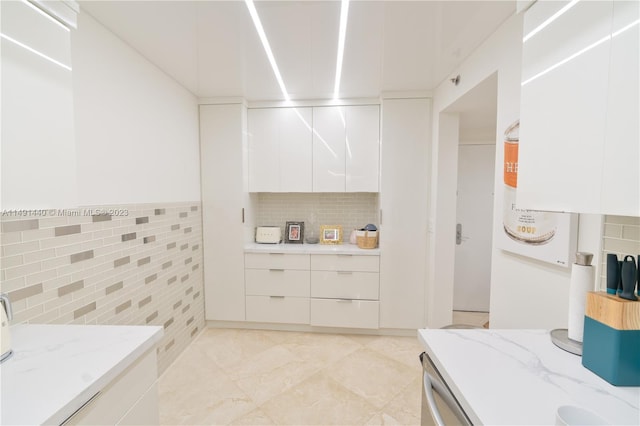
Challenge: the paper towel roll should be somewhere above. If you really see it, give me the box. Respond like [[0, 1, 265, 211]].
[[568, 263, 594, 342]]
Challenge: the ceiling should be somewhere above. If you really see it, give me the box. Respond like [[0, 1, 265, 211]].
[[78, 1, 515, 101]]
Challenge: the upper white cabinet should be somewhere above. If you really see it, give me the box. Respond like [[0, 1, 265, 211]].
[[248, 107, 313, 192], [346, 105, 381, 192], [313, 105, 380, 192], [312, 106, 347, 191], [518, 0, 639, 216], [249, 105, 380, 193]]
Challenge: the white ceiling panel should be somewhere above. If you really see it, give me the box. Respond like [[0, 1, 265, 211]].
[[78, 1, 516, 101]]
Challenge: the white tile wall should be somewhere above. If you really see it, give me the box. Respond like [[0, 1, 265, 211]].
[[0, 202, 204, 373], [255, 193, 379, 241], [600, 215, 640, 290]]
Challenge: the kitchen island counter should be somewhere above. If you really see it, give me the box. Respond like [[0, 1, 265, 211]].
[[418, 329, 639, 425], [0, 324, 162, 425]]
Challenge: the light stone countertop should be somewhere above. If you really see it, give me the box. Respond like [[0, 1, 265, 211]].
[[245, 242, 380, 255], [0, 324, 163, 425], [418, 329, 640, 425]]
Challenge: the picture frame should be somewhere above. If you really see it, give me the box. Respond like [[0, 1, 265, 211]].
[[285, 221, 304, 244], [320, 225, 342, 245]]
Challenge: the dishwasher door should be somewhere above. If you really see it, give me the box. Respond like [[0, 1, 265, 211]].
[[420, 352, 472, 426]]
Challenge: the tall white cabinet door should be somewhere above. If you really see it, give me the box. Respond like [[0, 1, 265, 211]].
[[346, 105, 380, 192], [517, 0, 614, 213], [200, 104, 248, 322], [248, 108, 279, 192], [280, 107, 313, 192], [601, 0, 639, 216], [379, 98, 431, 329], [313, 106, 346, 192]]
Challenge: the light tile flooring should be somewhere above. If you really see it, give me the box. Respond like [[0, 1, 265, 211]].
[[158, 312, 490, 425], [158, 328, 426, 425]]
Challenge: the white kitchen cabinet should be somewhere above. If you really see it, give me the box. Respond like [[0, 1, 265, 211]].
[[66, 349, 159, 425], [518, 0, 639, 216], [346, 105, 380, 192], [244, 253, 310, 324], [379, 98, 430, 329], [313, 106, 347, 192], [313, 105, 380, 192], [248, 107, 313, 192], [309, 253, 380, 329], [200, 103, 254, 322]]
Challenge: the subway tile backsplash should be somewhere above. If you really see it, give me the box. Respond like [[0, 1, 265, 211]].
[[255, 193, 379, 239], [0, 202, 204, 374], [600, 215, 640, 289]]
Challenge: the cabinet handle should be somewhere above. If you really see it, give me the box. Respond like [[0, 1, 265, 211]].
[[269, 295, 285, 299], [337, 271, 353, 275], [269, 253, 284, 256], [337, 299, 353, 303], [242, 208, 245, 223], [337, 254, 352, 257], [269, 269, 285, 272], [60, 391, 101, 425], [380, 209, 382, 224]]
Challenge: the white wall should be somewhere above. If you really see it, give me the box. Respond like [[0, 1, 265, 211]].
[[429, 14, 603, 329], [72, 12, 201, 205]]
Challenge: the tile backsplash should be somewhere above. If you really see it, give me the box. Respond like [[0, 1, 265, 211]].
[[599, 215, 640, 290], [255, 193, 379, 240], [0, 202, 204, 373]]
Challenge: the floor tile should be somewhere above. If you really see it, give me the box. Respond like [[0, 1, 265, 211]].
[[365, 335, 425, 370], [325, 347, 417, 410], [259, 371, 379, 425], [230, 408, 276, 425]]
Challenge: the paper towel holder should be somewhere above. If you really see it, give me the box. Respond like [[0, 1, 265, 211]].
[[550, 252, 594, 356]]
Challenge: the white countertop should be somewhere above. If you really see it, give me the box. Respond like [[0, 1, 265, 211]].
[[245, 242, 380, 255], [418, 329, 640, 425], [0, 324, 163, 425]]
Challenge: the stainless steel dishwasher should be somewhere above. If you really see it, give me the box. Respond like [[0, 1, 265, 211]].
[[419, 351, 472, 426], [420, 324, 480, 425]]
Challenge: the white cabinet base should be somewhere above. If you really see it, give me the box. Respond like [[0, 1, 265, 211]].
[[310, 299, 379, 329]]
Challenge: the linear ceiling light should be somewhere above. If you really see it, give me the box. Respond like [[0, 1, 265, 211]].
[[523, 0, 580, 43], [333, 0, 350, 99], [245, 0, 290, 101]]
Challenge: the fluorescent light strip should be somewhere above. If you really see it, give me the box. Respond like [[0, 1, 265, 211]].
[[0, 33, 72, 71], [245, 0, 290, 101], [333, 0, 350, 99], [523, 0, 580, 43], [522, 19, 639, 87], [22, 0, 70, 32]]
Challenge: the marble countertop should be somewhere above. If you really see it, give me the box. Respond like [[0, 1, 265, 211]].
[[418, 329, 639, 425], [0, 324, 163, 425], [245, 242, 380, 255]]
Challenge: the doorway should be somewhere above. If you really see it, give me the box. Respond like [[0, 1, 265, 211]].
[[446, 74, 498, 324]]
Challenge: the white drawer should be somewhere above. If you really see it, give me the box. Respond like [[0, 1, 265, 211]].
[[310, 299, 379, 329], [246, 295, 310, 324], [310, 271, 379, 300], [245, 269, 310, 297], [310, 254, 379, 272], [245, 253, 310, 270]]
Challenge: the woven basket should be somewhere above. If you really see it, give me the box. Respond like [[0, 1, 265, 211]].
[[356, 230, 378, 249]]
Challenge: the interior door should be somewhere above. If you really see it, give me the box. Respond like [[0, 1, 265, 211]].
[[453, 144, 495, 312]]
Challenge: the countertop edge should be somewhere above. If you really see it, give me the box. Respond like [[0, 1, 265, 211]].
[[43, 325, 164, 426], [244, 242, 380, 255]]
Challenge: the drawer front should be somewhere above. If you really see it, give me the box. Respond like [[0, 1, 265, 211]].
[[245, 269, 310, 297], [246, 295, 310, 324], [245, 253, 310, 270], [310, 271, 379, 300], [310, 254, 379, 272], [310, 299, 379, 329]]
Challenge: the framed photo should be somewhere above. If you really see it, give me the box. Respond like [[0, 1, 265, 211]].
[[285, 221, 304, 244], [320, 225, 342, 245]]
